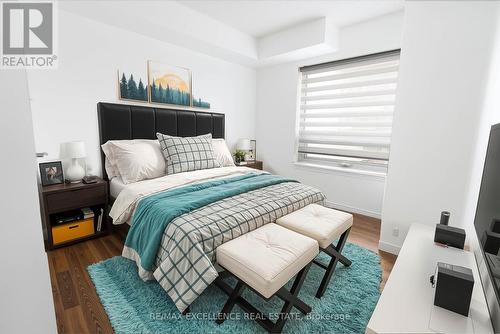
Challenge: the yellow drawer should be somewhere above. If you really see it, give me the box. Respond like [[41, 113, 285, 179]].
[[52, 218, 95, 245]]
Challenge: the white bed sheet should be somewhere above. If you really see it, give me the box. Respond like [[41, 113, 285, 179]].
[[110, 177, 127, 199]]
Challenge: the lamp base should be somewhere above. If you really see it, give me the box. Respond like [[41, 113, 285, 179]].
[[66, 160, 85, 183]]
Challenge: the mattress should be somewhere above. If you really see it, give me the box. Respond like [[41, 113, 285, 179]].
[[110, 177, 126, 199]]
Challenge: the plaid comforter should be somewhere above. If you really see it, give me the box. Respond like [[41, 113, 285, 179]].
[[151, 181, 325, 312]]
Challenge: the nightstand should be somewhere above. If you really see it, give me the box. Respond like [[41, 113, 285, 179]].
[[236, 160, 263, 170], [40, 179, 109, 250]]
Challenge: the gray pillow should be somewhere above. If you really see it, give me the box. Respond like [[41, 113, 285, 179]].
[[156, 133, 220, 175]]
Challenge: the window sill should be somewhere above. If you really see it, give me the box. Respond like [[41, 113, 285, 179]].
[[293, 161, 387, 180]]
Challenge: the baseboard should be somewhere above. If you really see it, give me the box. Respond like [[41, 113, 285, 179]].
[[378, 240, 401, 255], [324, 200, 381, 219]]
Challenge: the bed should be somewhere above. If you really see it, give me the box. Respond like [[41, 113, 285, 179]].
[[98, 102, 325, 312]]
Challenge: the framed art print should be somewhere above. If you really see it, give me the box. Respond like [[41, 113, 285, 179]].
[[148, 61, 191, 106], [191, 74, 211, 109], [118, 68, 148, 102]]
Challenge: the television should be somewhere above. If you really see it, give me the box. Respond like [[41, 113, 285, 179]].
[[474, 123, 500, 332]]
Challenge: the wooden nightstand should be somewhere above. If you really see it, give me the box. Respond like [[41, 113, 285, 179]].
[[40, 179, 109, 250], [236, 160, 263, 170]]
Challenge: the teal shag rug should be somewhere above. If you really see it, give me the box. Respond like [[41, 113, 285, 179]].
[[87, 242, 381, 334]]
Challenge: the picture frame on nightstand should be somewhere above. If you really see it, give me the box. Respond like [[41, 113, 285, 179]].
[[39, 161, 64, 186]]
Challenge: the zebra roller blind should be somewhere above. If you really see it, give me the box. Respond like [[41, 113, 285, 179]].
[[298, 49, 400, 173]]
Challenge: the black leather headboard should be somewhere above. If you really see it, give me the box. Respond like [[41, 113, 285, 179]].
[[97, 102, 225, 180]]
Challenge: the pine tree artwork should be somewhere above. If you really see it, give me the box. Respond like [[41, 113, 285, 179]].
[[192, 97, 210, 109], [118, 64, 210, 108], [118, 70, 148, 102], [148, 61, 192, 107]]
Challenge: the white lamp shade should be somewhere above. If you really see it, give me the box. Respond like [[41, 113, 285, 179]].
[[60, 141, 86, 159], [237, 138, 252, 150]]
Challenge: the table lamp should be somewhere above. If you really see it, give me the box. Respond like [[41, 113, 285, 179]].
[[237, 138, 251, 151], [60, 141, 86, 183]]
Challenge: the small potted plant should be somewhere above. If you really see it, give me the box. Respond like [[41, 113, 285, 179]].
[[234, 150, 246, 164]]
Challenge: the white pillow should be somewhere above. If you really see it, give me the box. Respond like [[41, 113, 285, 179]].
[[101, 139, 165, 184], [212, 138, 235, 167], [101, 143, 121, 179], [104, 157, 119, 179]]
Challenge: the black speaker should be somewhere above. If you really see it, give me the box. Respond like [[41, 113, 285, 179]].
[[433, 262, 474, 316], [434, 224, 466, 249]]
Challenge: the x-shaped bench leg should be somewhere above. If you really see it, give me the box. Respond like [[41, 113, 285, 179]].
[[273, 262, 312, 333], [215, 262, 313, 333], [275, 285, 311, 314], [216, 281, 245, 324], [315, 228, 351, 298], [323, 244, 352, 267]]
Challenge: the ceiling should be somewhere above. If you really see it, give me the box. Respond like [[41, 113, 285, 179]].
[[60, 1, 404, 67], [180, 0, 405, 38]]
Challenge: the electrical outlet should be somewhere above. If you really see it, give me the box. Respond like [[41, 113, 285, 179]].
[[392, 227, 399, 237]]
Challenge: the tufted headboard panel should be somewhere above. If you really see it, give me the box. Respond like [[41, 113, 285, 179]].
[[97, 102, 225, 180]]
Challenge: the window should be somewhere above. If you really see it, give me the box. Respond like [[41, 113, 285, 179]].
[[297, 50, 400, 175]]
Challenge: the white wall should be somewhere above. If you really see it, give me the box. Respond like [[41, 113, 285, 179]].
[[0, 71, 57, 333], [380, 1, 500, 254], [255, 11, 403, 217], [28, 9, 256, 176]]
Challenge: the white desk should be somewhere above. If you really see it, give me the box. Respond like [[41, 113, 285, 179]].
[[367, 223, 493, 334]]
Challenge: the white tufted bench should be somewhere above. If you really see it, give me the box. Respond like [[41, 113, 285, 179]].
[[215, 223, 319, 333], [277, 204, 353, 298]]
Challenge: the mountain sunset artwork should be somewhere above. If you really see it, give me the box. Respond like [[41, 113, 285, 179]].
[[148, 61, 191, 106], [154, 74, 189, 93]]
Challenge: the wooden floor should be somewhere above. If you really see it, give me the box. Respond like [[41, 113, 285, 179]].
[[348, 214, 398, 291], [47, 213, 397, 333]]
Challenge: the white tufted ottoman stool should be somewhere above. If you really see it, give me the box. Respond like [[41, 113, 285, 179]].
[[215, 223, 319, 333], [277, 203, 353, 298]]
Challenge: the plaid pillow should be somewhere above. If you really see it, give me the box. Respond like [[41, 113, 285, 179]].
[[156, 133, 220, 175]]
